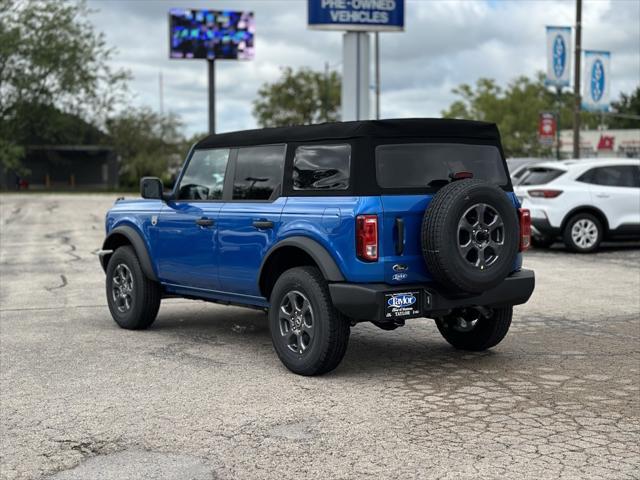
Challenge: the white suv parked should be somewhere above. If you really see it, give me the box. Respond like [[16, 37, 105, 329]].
[[515, 158, 640, 252]]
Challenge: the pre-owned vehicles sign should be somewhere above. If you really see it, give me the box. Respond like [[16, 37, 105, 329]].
[[308, 0, 404, 32]]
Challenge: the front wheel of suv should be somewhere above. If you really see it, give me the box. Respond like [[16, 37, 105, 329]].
[[106, 246, 161, 330], [435, 306, 513, 351], [268, 266, 350, 376], [563, 213, 603, 253]]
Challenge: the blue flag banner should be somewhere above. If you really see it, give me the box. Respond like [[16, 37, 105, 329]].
[[308, 0, 404, 32], [582, 50, 611, 112], [545, 26, 572, 87]]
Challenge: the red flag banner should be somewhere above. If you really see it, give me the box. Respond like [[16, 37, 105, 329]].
[[538, 112, 556, 146]]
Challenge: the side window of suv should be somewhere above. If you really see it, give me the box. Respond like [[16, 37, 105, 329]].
[[178, 148, 230, 200], [578, 166, 640, 188], [293, 144, 351, 190], [232, 145, 286, 200]]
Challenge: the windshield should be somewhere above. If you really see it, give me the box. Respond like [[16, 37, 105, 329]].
[[518, 167, 565, 186], [375, 143, 509, 189]]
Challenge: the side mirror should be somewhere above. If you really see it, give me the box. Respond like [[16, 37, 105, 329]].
[[140, 177, 164, 200]]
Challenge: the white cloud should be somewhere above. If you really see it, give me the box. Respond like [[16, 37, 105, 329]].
[[88, 0, 640, 136]]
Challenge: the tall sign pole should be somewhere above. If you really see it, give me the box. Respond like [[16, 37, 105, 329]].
[[208, 60, 215, 134], [307, 0, 404, 122], [342, 32, 370, 121], [573, 0, 582, 158], [375, 32, 380, 120]]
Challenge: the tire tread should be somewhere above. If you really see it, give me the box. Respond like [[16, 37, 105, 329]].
[[270, 266, 350, 376], [106, 246, 161, 330]]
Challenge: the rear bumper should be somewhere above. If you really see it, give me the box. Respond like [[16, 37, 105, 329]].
[[531, 217, 561, 238], [329, 269, 535, 323]]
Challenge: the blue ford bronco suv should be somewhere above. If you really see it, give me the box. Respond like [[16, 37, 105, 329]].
[[99, 119, 535, 375]]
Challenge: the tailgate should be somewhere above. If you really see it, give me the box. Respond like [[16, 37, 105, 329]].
[[379, 195, 433, 285]]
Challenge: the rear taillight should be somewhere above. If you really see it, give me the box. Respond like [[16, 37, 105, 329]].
[[519, 208, 531, 252], [356, 214, 378, 262], [528, 189, 563, 198]]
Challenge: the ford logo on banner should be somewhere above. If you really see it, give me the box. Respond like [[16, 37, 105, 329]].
[[591, 59, 605, 102], [545, 26, 571, 87], [387, 293, 416, 308], [553, 34, 566, 78]]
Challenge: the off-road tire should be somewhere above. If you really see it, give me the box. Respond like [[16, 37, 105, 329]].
[[436, 306, 513, 351], [269, 266, 350, 376], [422, 179, 520, 293], [106, 246, 161, 330], [563, 213, 603, 253]]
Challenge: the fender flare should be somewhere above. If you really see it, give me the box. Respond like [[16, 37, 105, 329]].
[[101, 225, 158, 281], [259, 236, 345, 283], [561, 206, 610, 233]]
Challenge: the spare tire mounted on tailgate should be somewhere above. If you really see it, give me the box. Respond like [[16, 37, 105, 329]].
[[421, 179, 519, 293]]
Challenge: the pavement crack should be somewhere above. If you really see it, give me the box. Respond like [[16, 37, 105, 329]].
[[45, 274, 68, 292], [3, 206, 22, 225], [44, 230, 81, 262]]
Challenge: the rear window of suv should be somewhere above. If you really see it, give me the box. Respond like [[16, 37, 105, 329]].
[[375, 143, 508, 189], [518, 167, 565, 186], [293, 144, 351, 190]]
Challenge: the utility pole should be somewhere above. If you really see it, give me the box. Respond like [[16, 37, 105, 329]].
[[323, 61, 329, 122], [159, 71, 164, 116], [208, 59, 216, 134], [556, 86, 562, 160], [374, 32, 380, 120], [572, 0, 582, 158]]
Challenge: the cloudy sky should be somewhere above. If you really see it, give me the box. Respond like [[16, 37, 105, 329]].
[[88, 0, 640, 136]]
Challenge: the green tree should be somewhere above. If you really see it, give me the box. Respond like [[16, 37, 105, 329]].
[[442, 73, 601, 157], [609, 86, 640, 129], [253, 67, 341, 127], [0, 0, 129, 173], [106, 107, 184, 188]]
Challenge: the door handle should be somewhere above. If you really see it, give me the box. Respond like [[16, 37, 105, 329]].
[[395, 217, 405, 255], [195, 217, 214, 227], [253, 220, 274, 229]]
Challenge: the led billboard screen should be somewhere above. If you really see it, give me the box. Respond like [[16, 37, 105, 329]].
[[169, 8, 255, 60]]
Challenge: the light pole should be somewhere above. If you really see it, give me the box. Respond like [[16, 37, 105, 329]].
[[572, 0, 582, 158]]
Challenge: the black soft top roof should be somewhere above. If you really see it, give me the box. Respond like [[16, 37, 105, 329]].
[[195, 118, 500, 150]]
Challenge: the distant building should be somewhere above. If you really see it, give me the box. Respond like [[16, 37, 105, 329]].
[[1, 145, 118, 190], [559, 129, 640, 159]]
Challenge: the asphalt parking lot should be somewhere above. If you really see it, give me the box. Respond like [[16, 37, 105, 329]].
[[1, 193, 639, 480]]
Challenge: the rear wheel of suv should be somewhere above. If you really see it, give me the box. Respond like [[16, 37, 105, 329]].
[[422, 179, 520, 293], [106, 246, 161, 330], [563, 213, 603, 253], [268, 266, 350, 376], [435, 306, 512, 351]]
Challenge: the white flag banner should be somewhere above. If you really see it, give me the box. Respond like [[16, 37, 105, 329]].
[[582, 50, 611, 112], [545, 26, 572, 87]]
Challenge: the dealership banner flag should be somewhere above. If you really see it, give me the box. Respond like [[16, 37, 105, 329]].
[[582, 50, 611, 112], [545, 26, 572, 87]]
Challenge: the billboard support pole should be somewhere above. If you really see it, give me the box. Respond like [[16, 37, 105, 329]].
[[572, 0, 582, 158], [341, 31, 370, 122], [208, 59, 216, 134]]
